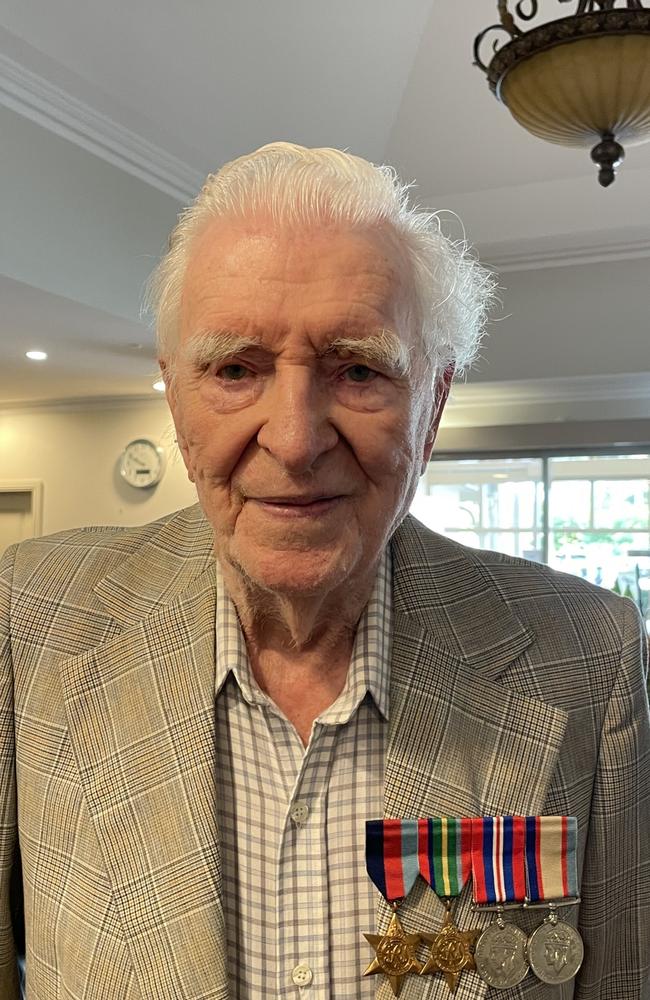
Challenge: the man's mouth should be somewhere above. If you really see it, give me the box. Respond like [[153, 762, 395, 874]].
[[247, 495, 345, 516], [255, 495, 339, 505]]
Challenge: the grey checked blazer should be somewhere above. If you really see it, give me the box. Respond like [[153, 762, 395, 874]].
[[0, 506, 648, 999]]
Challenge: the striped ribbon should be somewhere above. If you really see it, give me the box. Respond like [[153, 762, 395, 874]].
[[471, 815, 528, 905], [366, 819, 420, 903], [417, 817, 472, 897], [525, 815, 578, 902]]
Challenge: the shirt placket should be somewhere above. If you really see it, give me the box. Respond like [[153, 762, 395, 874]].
[[269, 716, 339, 998]]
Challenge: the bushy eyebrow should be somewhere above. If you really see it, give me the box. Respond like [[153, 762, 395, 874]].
[[179, 327, 412, 376], [179, 331, 260, 369], [324, 332, 411, 376]]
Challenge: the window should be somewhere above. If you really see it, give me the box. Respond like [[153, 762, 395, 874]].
[[413, 452, 650, 631], [413, 457, 545, 560]]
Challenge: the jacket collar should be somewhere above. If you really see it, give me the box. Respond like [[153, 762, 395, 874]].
[[93, 504, 215, 626], [391, 515, 535, 680]]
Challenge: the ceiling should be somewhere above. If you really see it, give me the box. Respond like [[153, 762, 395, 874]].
[[0, 0, 649, 425]]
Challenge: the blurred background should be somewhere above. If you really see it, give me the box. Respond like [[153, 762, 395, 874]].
[[0, 0, 648, 631]]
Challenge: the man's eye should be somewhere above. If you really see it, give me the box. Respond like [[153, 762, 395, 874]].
[[218, 364, 250, 381], [343, 364, 377, 384]]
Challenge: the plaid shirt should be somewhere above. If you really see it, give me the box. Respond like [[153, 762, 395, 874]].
[[214, 552, 392, 998]]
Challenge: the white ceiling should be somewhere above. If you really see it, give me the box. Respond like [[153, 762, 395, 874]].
[[0, 0, 649, 423]]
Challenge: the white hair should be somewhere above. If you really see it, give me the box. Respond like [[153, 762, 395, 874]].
[[146, 142, 496, 380]]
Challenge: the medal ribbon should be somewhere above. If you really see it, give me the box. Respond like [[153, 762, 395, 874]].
[[471, 816, 527, 904], [417, 817, 472, 897], [525, 815, 578, 902], [366, 819, 420, 903]]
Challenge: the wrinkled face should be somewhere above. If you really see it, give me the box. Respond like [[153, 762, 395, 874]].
[[164, 216, 448, 598]]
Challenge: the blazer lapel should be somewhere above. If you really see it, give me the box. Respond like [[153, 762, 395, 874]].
[[374, 518, 569, 999], [60, 509, 228, 1000]]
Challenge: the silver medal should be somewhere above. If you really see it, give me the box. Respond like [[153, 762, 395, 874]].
[[474, 920, 529, 989], [528, 917, 584, 984]]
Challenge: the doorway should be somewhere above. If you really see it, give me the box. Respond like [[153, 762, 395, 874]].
[[0, 481, 43, 555]]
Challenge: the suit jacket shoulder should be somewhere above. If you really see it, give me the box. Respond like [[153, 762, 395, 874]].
[[392, 513, 641, 672]]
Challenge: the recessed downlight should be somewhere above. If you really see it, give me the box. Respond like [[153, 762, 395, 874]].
[[152, 378, 165, 392], [26, 350, 48, 361]]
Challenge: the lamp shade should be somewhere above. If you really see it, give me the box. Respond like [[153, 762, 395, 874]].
[[500, 34, 650, 146], [474, 5, 650, 185]]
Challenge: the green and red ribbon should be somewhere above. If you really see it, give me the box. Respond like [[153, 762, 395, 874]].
[[417, 817, 472, 897]]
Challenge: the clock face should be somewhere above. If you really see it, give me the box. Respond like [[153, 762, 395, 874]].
[[119, 439, 164, 488]]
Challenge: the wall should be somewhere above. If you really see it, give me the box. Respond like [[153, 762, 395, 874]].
[[474, 257, 650, 383], [0, 398, 196, 536]]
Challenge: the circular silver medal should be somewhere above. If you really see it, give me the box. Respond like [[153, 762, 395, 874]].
[[528, 919, 584, 984], [474, 922, 529, 989]]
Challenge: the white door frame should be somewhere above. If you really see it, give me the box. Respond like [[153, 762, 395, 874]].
[[0, 480, 44, 539]]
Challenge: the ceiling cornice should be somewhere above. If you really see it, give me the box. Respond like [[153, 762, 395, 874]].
[[0, 52, 201, 203], [449, 373, 650, 408], [485, 235, 650, 272], [0, 393, 166, 412]]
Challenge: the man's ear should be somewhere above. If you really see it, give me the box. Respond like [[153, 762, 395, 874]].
[[159, 358, 196, 484], [421, 363, 454, 472]]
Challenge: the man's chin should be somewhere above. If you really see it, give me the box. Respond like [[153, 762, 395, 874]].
[[229, 542, 360, 600]]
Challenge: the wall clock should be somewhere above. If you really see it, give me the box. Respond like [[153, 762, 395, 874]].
[[119, 438, 165, 489]]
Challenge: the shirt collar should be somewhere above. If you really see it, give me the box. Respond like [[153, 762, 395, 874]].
[[214, 562, 259, 705], [214, 550, 392, 722]]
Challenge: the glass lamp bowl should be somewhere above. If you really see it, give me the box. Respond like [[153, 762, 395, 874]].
[[476, 8, 650, 185]]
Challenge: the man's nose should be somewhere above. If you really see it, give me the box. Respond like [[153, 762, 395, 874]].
[[256, 366, 339, 474]]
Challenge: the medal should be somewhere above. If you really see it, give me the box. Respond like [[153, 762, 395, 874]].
[[524, 816, 584, 984], [474, 917, 529, 989], [363, 819, 423, 996], [471, 816, 530, 989], [420, 901, 481, 993], [417, 817, 480, 993], [527, 910, 584, 984], [364, 910, 423, 996]]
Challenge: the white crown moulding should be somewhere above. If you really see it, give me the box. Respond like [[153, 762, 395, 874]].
[[486, 235, 650, 272], [0, 52, 203, 203], [447, 373, 650, 409]]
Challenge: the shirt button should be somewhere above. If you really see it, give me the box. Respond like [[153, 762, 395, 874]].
[[291, 963, 313, 986], [290, 801, 310, 825]]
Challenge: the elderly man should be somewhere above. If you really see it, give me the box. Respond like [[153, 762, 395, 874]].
[[0, 143, 648, 1000]]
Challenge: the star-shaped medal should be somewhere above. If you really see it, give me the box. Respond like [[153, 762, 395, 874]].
[[420, 907, 481, 993], [364, 910, 423, 996]]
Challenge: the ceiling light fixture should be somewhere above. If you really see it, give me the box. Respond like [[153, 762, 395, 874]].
[[152, 378, 166, 392], [474, 1, 650, 186], [25, 350, 48, 361]]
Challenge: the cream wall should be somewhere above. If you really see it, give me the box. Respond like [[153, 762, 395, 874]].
[[0, 398, 196, 537]]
